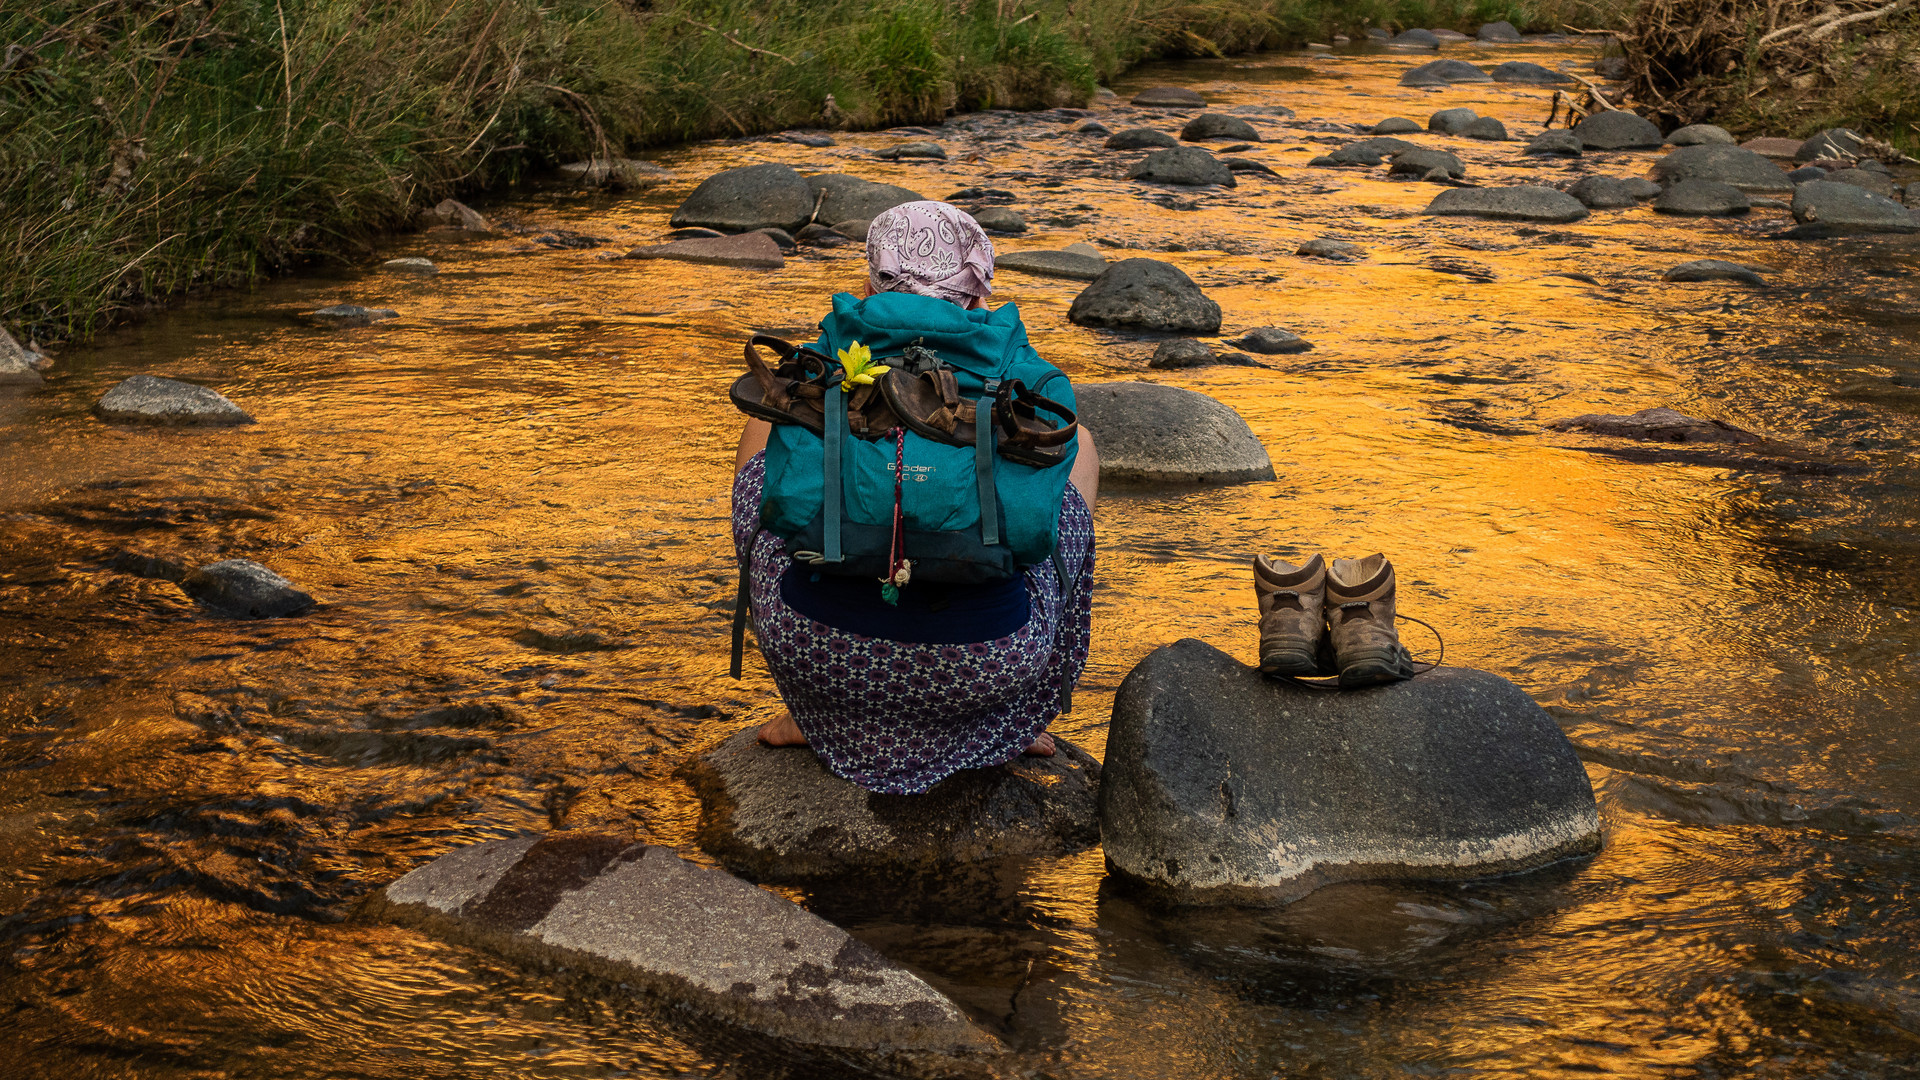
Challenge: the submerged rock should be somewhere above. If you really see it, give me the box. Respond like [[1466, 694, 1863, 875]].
[[1225, 326, 1313, 354], [970, 206, 1027, 233], [1105, 127, 1180, 150], [1653, 179, 1751, 216], [1663, 260, 1767, 286], [1790, 181, 1918, 233], [1428, 107, 1480, 134], [1327, 136, 1418, 166], [1099, 639, 1602, 905], [1573, 110, 1663, 150], [1545, 406, 1761, 443], [1490, 60, 1573, 84], [380, 257, 436, 275], [1389, 28, 1442, 49], [1074, 383, 1274, 484], [994, 248, 1109, 281], [369, 836, 997, 1055], [669, 163, 814, 233], [1372, 117, 1423, 135], [1297, 238, 1365, 260], [1068, 258, 1222, 334], [1651, 144, 1795, 194], [1401, 60, 1489, 86], [180, 558, 314, 617], [1125, 146, 1235, 187], [306, 304, 398, 327], [1133, 86, 1206, 107], [1666, 124, 1735, 147], [559, 157, 672, 189], [1524, 131, 1584, 157], [805, 174, 924, 226], [94, 375, 253, 426], [1146, 339, 1260, 369], [625, 232, 785, 269], [874, 140, 946, 161], [1425, 185, 1590, 223], [684, 728, 1100, 881], [1567, 175, 1661, 208], [1181, 114, 1260, 143]]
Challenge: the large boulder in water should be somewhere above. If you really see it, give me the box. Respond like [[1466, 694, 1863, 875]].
[[1125, 146, 1235, 187], [1073, 383, 1273, 484], [1098, 639, 1602, 905], [683, 728, 1101, 881], [669, 164, 814, 233], [1068, 258, 1222, 334], [1477, 20, 1523, 42], [1490, 60, 1573, 84], [1400, 60, 1489, 86], [1180, 113, 1260, 142], [625, 232, 786, 269], [1666, 123, 1736, 147], [1650, 143, 1794, 194], [1567, 175, 1661, 208], [1796, 127, 1869, 163], [1573, 110, 1663, 150], [803, 174, 923, 226], [1653, 179, 1751, 216], [995, 248, 1109, 281], [1791, 180, 1918, 234], [367, 835, 998, 1055], [1428, 107, 1480, 134], [181, 559, 315, 617], [1105, 127, 1179, 150], [94, 375, 253, 425], [1424, 186, 1590, 222]]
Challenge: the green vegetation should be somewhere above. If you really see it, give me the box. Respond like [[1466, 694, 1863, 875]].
[[1, 0, 1620, 341], [1625, 0, 1920, 155]]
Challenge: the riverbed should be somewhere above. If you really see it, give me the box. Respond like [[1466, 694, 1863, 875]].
[[3, 39, 1919, 1079]]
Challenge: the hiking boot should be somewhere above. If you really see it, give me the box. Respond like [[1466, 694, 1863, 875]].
[[1326, 554, 1415, 688], [1254, 553, 1327, 676]]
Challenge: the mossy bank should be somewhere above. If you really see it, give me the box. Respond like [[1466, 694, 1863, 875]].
[[2, 0, 1609, 340]]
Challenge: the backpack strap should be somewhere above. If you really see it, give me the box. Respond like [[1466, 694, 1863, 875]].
[[976, 388, 999, 548], [823, 375, 846, 564], [729, 561, 750, 679], [1050, 548, 1075, 712]]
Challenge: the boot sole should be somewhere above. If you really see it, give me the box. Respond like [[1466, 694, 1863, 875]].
[[1336, 650, 1415, 688], [1259, 649, 1321, 677]]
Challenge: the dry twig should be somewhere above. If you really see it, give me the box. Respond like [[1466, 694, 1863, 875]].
[[675, 17, 796, 65]]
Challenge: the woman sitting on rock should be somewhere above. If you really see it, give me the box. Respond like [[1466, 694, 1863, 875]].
[[729, 200, 1099, 795]]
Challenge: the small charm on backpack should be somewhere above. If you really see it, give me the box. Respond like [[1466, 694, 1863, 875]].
[[879, 560, 911, 606]]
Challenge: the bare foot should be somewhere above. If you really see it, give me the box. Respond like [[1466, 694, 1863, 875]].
[[1024, 731, 1056, 757], [756, 711, 808, 748]]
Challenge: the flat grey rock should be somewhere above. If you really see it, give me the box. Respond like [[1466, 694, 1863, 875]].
[[1074, 383, 1273, 484], [994, 249, 1109, 281], [1389, 148, 1466, 179], [1390, 28, 1442, 48], [1462, 116, 1510, 141], [1180, 113, 1260, 142], [1099, 639, 1602, 905], [1666, 124, 1735, 147], [1147, 338, 1261, 369], [1125, 146, 1235, 187], [1227, 104, 1295, 118], [380, 257, 436, 275], [94, 375, 253, 425], [1743, 136, 1807, 158], [559, 157, 672, 189], [670, 164, 814, 233], [1797, 127, 1868, 163], [1327, 136, 1418, 166], [874, 140, 946, 161], [1545, 406, 1761, 443], [1822, 168, 1897, 198], [1428, 107, 1480, 134], [1663, 259, 1766, 285], [1077, 121, 1111, 135], [1524, 130, 1583, 157], [686, 728, 1099, 881], [1401, 60, 1488, 86], [1651, 143, 1795, 194], [1297, 238, 1365, 260], [775, 131, 836, 148], [625, 232, 785, 269], [1425, 185, 1590, 223], [1653, 179, 1751, 216], [422, 198, 489, 232], [0, 325, 42, 385], [832, 218, 872, 242], [1105, 127, 1180, 150], [1477, 20, 1523, 42], [805, 174, 925, 226], [1068, 258, 1222, 334], [1574, 110, 1663, 150], [970, 206, 1027, 233], [1132, 86, 1206, 107], [181, 558, 314, 617], [307, 304, 398, 327], [370, 836, 997, 1055], [1372, 116, 1423, 135], [1791, 180, 1917, 233], [1226, 326, 1313, 354], [1490, 61, 1573, 84], [1567, 175, 1661, 208]]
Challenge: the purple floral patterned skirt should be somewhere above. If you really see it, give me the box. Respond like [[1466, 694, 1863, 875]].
[[732, 452, 1094, 794]]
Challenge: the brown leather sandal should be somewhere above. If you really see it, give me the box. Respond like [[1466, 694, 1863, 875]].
[[729, 335, 833, 433], [993, 379, 1078, 468], [881, 367, 983, 445], [882, 371, 1078, 467]]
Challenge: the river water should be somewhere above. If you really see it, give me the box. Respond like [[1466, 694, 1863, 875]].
[[4, 39, 1920, 1078]]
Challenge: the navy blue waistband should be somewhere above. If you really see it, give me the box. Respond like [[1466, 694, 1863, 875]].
[[779, 564, 1030, 643]]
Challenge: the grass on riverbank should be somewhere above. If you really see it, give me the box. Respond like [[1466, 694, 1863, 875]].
[[2, 0, 1619, 342], [1624, 0, 1920, 154]]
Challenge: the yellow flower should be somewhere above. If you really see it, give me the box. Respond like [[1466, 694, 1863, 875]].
[[836, 341, 883, 391]]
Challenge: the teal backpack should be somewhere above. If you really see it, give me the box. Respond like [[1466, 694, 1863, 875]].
[[729, 291, 1079, 674]]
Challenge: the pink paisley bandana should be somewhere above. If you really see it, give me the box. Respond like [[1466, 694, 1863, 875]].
[[866, 201, 994, 306]]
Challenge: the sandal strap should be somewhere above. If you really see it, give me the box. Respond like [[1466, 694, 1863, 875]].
[[995, 380, 1079, 449]]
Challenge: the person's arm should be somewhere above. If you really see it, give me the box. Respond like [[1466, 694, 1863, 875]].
[[735, 418, 772, 473], [1069, 427, 1098, 513]]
